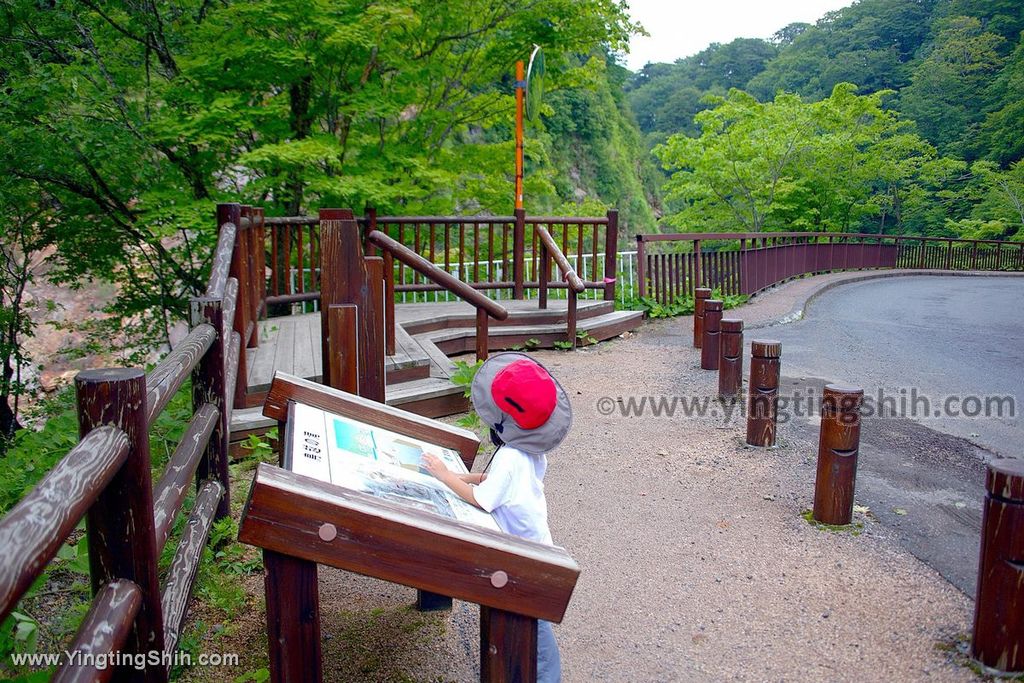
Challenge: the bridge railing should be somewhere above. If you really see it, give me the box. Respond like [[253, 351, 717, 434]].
[[0, 210, 245, 682], [636, 231, 1024, 305]]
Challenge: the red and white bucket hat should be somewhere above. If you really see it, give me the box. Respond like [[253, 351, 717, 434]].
[[471, 352, 573, 455]]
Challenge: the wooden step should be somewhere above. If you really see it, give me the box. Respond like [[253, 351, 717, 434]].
[[400, 299, 614, 335], [420, 310, 643, 355]]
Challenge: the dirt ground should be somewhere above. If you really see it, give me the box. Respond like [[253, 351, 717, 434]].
[[192, 273, 998, 683]]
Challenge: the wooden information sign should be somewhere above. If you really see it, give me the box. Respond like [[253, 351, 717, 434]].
[[239, 372, 580, 683]]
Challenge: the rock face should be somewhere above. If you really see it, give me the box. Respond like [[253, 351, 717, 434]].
[[38, 369, 78, 393]]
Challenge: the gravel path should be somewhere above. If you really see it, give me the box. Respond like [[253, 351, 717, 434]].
[[312, 271, 996, 682]]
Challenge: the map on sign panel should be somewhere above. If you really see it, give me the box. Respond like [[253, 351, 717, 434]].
[[287, 402, 500, 531]]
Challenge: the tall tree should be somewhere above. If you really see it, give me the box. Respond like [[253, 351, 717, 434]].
[[898, 16, 1006, 158]]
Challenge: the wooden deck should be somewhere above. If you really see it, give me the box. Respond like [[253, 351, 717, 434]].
[[231, 298, 642, 442]]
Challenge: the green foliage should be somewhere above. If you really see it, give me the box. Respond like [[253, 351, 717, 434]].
[[635, 295, 693, 319], [450, 359, 483, 399], [655, 85, 942, 234], [629, 0, 1024, 240], [631, 288, 747, 320], [576, 329, 597, 346], [553, 340, 574, 350], [0, 388, 79, 514], [0, 0, 650, 435]]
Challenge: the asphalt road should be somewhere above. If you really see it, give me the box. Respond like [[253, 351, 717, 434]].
[[765, 275, 1024, 594]]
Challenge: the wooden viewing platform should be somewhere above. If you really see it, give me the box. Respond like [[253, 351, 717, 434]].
[[230, 298, 641, 444]]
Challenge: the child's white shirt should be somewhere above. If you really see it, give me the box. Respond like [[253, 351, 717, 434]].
[[472, 445, 552, 545]]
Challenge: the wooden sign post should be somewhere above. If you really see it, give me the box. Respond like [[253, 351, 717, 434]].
[[241, 373, 580, 683]]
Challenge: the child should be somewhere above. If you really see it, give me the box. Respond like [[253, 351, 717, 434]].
[[423, 352, 573, 683]]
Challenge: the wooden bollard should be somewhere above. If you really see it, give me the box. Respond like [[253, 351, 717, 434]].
[[718, 319, 744, 399], [812, 385, 864, 525], [700, 300, 723, 370], [971, 458, 1024, 674], [746, 340, 782, 447], [693, 288, 711, 348]]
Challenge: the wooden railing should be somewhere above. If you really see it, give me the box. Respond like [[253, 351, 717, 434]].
[[636, 231, 1024, 304], [367, 229, 509, 361], [260, 209, 619, 306], [537, 225, 586, 344], [0, 209, 247, 682]]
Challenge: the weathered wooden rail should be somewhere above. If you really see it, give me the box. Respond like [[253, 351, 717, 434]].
[[636, 231, 1024, 304], [0, 207, 249, 681]]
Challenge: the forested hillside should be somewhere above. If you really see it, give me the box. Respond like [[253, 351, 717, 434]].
[[628, 0, 1024, 239], [0, 0, 657, 443]]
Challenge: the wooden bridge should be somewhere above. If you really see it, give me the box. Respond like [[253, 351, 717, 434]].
[[216, 205, 643, 446]]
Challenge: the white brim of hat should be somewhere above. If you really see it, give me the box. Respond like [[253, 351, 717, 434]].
[[471, 352, 573, 455]]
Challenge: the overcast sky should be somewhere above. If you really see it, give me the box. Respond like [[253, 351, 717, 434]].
[[622, 0, 854, 71]]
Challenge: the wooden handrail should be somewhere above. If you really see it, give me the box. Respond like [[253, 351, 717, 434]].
[[0, 426, 129, 621], [53, 580, 142, 683], [366, 229, 508, 320], [536, 226, 585, 293], [205, 220, 237, 298]]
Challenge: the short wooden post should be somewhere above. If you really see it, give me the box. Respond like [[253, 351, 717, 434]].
[[365, 256, 386, 402], [693, 287, 711, 348], [718, 319, 744, 399], [746, 340, 782, 447], [971, 458, 1024, 675], [972, 241, 979, 269], [76, 368, 168, 683], [513, 208, 526, 299], [812, 385, 864, 525], [264, 550, 322, 683], [700, 299, 722, 370], [476, 308, 490, 362], [604, 210, 618, 301], [190, 296, 232, 519], [480, 606, 538, 683], [567, 289, 578, 346]]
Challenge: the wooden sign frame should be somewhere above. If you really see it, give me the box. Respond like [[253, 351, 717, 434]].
[[240, 372, 580, 682]]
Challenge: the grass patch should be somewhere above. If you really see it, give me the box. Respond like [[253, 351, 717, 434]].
[[800, 509, 864, 536]]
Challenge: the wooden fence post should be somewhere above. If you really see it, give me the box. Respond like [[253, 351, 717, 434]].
[[76, 368, 167, 683], [636, 235, 646, 298], [700, 300, 723, 371], [694, 239, 702, 289], [812, 385, 864, 525], [191, 295, 232, 520], [513, 208, 526, 299], [604, 210, 618, 301], [971, 458, 1024, 675], [746, 341, 782, 447], [319, 209, 384, 401]]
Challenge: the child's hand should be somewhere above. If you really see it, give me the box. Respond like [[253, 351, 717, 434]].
[[422, 453, 449, 479]]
